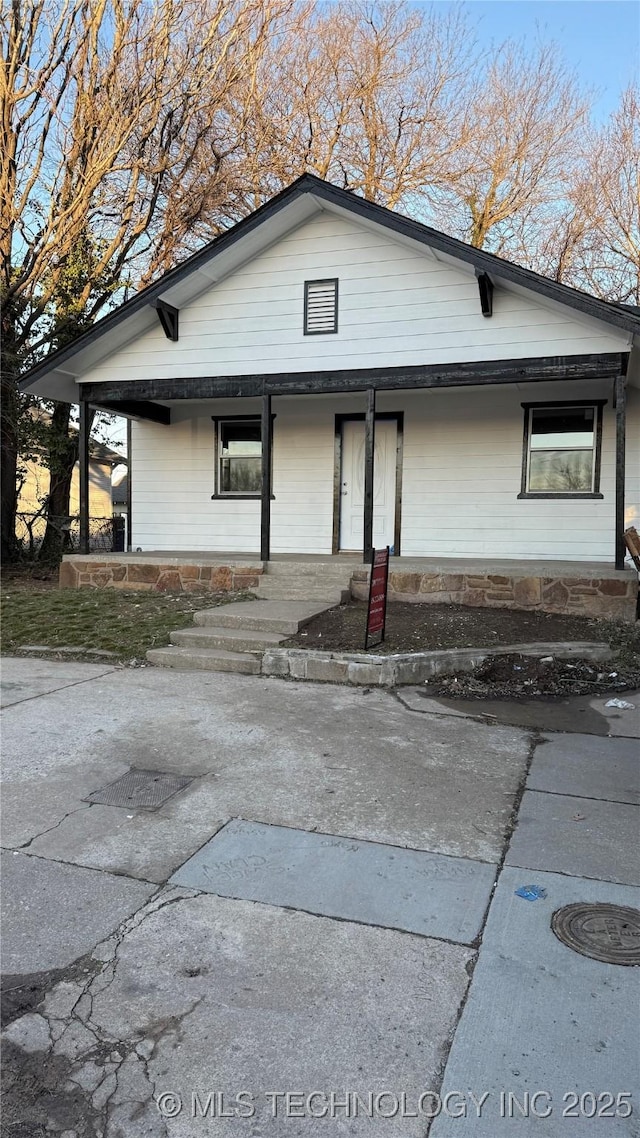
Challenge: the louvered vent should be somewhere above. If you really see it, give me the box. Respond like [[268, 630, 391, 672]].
[[304, 278, 338, 334]]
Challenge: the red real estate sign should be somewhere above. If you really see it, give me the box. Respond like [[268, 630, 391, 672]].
[[365, 546, 390, 649]]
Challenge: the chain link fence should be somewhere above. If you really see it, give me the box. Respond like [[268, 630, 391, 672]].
[[16, 513, 125, 557]]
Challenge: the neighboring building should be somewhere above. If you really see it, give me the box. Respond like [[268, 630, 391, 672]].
[[111, 470, 128, 518], [20, 175, 639, 574], [18, 428, 125, 523]]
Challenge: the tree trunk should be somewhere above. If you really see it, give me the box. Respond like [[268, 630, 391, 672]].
[[0, 374, 19, 563], [0, 316, 20, 562]]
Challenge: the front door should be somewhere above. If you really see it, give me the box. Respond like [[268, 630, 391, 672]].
[[339, 419, 397, 551]]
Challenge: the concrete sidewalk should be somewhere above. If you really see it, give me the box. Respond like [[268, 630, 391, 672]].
[[1, 657, 638, 1136]]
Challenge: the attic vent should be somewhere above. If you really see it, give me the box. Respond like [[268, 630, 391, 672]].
[[304, 278, 338, 335]]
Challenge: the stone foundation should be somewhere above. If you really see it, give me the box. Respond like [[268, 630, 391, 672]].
[[60, 554, 638, 621], [351, 568, 638, 623], [59, 557, 263, 593]]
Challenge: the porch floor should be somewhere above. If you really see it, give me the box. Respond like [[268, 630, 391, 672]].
[[66, 550, 635, 581]]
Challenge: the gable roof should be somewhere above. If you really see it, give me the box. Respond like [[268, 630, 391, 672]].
[[21, 173, 639, 398]]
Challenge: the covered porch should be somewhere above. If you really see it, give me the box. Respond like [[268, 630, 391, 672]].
[[66, 347, 639, 627], [59, 550, 638, 621], [75, 350, 634, 574]]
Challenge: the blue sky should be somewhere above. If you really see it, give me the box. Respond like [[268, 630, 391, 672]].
[[429, 0, 639, 121]]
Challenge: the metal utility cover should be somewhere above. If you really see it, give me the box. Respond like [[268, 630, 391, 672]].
[[84, 769, 193, 810], [551, 902, 640, 966], [170, 819, 497, 944]]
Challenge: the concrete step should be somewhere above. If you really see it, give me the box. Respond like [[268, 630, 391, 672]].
[[256, 582, 350, 602], [193, 600, 333, 635], [146, 646, 261, 673], [170, 626, 287, 653], [265, 561, 364, 579]]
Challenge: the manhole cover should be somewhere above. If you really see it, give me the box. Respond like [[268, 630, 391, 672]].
[[551, 903, 640, 966], [84, 769, 193, 810]]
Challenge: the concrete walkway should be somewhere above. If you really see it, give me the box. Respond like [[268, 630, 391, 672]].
[[1, 658, 638, 1136]]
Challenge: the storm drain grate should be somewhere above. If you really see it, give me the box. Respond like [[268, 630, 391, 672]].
[[551, 903, 640, 966], [84, 769, 194, 811]]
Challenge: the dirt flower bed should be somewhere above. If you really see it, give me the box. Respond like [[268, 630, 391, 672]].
[[286, 599, 631, 654], [285, 600, 640, 698], [427, 652, 640, 700]]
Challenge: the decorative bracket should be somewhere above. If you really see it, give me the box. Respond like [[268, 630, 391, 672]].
[[476, 271, 494, 318], [151, 299, 179, 341]]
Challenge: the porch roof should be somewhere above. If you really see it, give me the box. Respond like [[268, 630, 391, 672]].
[[79, 352, 627, 417]]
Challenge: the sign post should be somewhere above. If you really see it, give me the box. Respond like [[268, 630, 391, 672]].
[[365, 546, 390, 650]]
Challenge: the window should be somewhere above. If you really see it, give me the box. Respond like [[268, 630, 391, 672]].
[[217, 419, 261, 495], [304, 278, 338, 334], [520, 403, 604, 498]]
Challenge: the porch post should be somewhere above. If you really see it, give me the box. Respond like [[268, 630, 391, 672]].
[[78, 399, 90, 555], [363, 386, 376, 561], [615, 373, 627, 570], [260, 391, 272, 562], [126, 418, 132, 551]]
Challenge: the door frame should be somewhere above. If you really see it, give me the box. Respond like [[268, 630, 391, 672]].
[[332, 411, 404, 555]]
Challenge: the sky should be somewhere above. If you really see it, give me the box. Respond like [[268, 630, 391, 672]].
[[104, 0, 638, 453], [429, 0, 639, 121]]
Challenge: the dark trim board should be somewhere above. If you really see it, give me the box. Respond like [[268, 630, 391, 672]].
[[520, 399, 609, 409], [126, 418, 132, 551], [261, 392, 272, 561], [363, 389, 376, 560], [517, 492, 605, 500], [80, 352, 627, 405], [332, 411, 404, 556], [615, 375, 627, 570], [78, 402, 90, 555], [92, 400, 171, 425]]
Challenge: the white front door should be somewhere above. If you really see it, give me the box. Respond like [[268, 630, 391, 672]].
[[339, 419, 397, 551]]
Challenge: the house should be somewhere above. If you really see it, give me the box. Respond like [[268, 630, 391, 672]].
[[21, 175, 639, 619], [16, 410, 126, 551]]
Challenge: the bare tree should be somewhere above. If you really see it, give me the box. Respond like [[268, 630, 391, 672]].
[[519, 85, 639, 304], [1, 0, 290, 559], [572, 85, 639, 303], [427, 40, 589, 251], [227, 1, 478, 212]]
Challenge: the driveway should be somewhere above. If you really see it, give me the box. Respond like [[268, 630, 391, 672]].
[[1, 658, 638, 1136]]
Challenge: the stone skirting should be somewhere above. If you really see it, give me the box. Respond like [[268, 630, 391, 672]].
[[59, 557, 263, 593], [351, 568, 638, 622], [59, 554, 638, 621]]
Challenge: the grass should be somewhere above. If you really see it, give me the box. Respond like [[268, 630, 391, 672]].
[[0, 575, 253, 663]]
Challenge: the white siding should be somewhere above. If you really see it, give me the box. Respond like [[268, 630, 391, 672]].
[[131, 386, 639, 562], [83, 212, 628, 388], [400, 384, 639, 561]]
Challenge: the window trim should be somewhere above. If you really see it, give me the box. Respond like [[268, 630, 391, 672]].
[[304, 278, 339, 335], [518, 399, 606, 499], [210, 414, 275, 500]]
